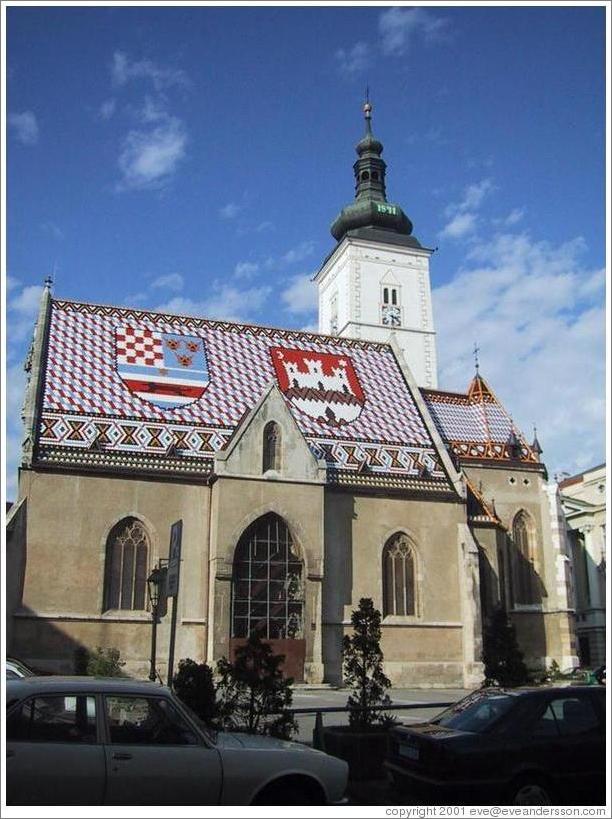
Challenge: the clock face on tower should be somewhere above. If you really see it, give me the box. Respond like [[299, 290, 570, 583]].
[[382, 305, 401, 327]]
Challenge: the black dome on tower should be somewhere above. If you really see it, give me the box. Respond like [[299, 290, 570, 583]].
[[330, 101, 420, 248]]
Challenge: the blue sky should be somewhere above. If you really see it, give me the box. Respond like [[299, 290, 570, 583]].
[[5, 4, 607, 497]]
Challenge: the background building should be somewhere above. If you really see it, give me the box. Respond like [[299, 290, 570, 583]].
[[559, 464, 606, 667]]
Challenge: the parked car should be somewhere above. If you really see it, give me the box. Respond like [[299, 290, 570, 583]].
[[5, 657, 37, 679], [385, 685, 605, 806], [593, 665, 605, 686], [6, 676, 348, 806]]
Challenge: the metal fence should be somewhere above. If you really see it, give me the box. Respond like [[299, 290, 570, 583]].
[[283, 701, 455, 749]]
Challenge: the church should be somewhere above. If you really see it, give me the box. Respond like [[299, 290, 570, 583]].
[[7, 103, 578, 687]]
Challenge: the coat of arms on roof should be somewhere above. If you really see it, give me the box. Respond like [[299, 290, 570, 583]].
[[115, 327, 209, 409], [270, 347, 365, 427]]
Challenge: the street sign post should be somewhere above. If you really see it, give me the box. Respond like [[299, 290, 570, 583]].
[[166, 520, 182, 688]]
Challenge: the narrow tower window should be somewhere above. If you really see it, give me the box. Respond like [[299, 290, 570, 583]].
[[383, 288, 389, 305]]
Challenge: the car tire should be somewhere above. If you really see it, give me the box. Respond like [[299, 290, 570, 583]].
[[509, 775, 554, 806], [252, 783, 319, 806]]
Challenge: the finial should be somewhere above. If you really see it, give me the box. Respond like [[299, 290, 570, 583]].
[[363, 89, 373, 134], [473, 342, 480, 374], [531, 424, 543, 456], [44, 275, 53, 290]]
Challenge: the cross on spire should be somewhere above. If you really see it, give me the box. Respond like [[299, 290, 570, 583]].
[[473, 342, 480, 373]]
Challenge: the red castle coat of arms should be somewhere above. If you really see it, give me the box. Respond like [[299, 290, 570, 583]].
[[270, 347, 365, 426], [116, 327, 209, 409]]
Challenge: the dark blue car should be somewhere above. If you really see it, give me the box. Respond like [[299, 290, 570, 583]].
[[386, 685, 606, 806]]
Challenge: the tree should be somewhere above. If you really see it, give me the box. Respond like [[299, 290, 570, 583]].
[[85, 646, 125, 677], [216, 632, 297, 739], [482, 606, 529, 687], [173, 659, 218, 726], [342, 597, 392, 729]]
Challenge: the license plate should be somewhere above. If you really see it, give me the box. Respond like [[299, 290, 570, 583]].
[[399, 743, 419, 761]]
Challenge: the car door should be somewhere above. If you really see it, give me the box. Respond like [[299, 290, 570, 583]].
[[6, 693, 105, 805], [102, 694, 223, 806], [546, 692, 605, 801]]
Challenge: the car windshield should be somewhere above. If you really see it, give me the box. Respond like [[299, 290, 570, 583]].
[[432, 691, 518, 733], [173, 697, 218, 744]]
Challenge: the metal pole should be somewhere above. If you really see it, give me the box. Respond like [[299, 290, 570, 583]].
[[167, 595, 179, 688], [149, 604, 158, 682]]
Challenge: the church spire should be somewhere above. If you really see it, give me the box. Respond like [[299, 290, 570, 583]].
[[330, 99, 418, 246], [354, 99, 387, 202]]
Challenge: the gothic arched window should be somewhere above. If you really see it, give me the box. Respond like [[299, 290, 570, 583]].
[[512, 510, 538, 605], [103, 517, 149, 611], [383, 533, 416, 617], [231, 513, 304, 639], [263, 421, 281, 473]]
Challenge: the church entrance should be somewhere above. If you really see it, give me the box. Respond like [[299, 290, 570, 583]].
[[229, 513, 305, 682]]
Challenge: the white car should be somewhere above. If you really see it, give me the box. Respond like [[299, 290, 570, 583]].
[[6, 676, 348, 806], [5, 657, 36, 679]]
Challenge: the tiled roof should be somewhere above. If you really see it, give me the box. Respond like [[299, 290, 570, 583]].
[[36, 299, 453, 491], [421, 375, 540, 466]]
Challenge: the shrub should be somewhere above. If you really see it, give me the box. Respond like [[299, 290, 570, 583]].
[[481, 607, 529, 687], [216, 632, 297, 739], [342, 597, 392, 729], [86, 646, 126, 677], [173, 659, 218, 725]]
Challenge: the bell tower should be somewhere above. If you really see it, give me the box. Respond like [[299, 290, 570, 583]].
[[315, 101, 438, 388]]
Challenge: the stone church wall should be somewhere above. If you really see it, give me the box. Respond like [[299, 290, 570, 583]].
[[12, 468, 211, 677], [322, 490, 472, 687]]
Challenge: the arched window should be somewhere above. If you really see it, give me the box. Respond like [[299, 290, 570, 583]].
[[103, 517, 149, 611], [512, 510, 538, 604], [371, 171, 379, 181], [231, 513, 304, 639], [361, 170, 370, 181], [383, 533, 416, 616], [262, 421, 281, 472]]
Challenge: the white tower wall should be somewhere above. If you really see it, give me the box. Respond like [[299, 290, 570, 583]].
[[316, 236, 438, 388]]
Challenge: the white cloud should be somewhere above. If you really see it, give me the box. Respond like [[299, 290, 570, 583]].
[[281, 240, 316, 265], [5, 363, 27, 500], [234, 261, 260, 279], [503, 207, 524, 226], [335, 42, 371, 76], [440, 212, 477, 240], [219, 202, 241, 219], [111, 51, 188, 91], [379, 7, 449, 56], [458, 179, 495, 212], [255, 221, 274, 233], [8, 111, 39, 145], [7, 284, 44, 342], [151, 272, 184, 291], [281, 274, 318, 315], [433, 231, 605, 475], [155, 285, 271, 324], [117, 117, 187, 190], [138, 95, 168, 123], [440, 178, 494, 239], [99, 98, 116, 120], [41, 221, 64, 240]]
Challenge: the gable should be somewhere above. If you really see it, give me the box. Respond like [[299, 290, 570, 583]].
[[35, 299, 454, 493]]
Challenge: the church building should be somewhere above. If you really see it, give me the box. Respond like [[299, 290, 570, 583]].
[[7, 103, 578, 686]]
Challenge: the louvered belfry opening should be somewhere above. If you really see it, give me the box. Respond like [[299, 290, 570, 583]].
[[103, 517, 149, 611]]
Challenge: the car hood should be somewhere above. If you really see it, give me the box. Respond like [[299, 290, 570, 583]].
[[396, 722, 466, 739], [216, 732, 325, 754]]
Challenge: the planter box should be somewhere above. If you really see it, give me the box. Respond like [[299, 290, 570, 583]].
[[321, 725, 390, 781]]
